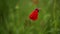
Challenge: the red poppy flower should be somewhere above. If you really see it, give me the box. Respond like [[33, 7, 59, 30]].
[[29, 8, 39, 21]]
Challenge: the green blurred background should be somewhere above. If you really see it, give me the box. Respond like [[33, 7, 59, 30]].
[[0, 0, 60, 34]]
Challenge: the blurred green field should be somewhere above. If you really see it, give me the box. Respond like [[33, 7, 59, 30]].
[[0, 0, 60, 34]]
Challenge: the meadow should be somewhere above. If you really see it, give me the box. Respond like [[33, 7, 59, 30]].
[[0, 0, 60, 34]]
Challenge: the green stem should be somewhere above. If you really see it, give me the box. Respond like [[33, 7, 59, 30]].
[[53, 0, 57, 34]]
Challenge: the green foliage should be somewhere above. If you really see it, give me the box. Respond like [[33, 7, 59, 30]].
[[0, 0, 60, 34]]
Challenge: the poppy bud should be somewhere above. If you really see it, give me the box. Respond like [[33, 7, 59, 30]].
[[29, 8, 39, 21]]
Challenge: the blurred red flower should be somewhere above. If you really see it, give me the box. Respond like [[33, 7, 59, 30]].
[[29, 8, 39, 21]]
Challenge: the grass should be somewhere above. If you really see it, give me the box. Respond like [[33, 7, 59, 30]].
[[0, 0, 60, 34]]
